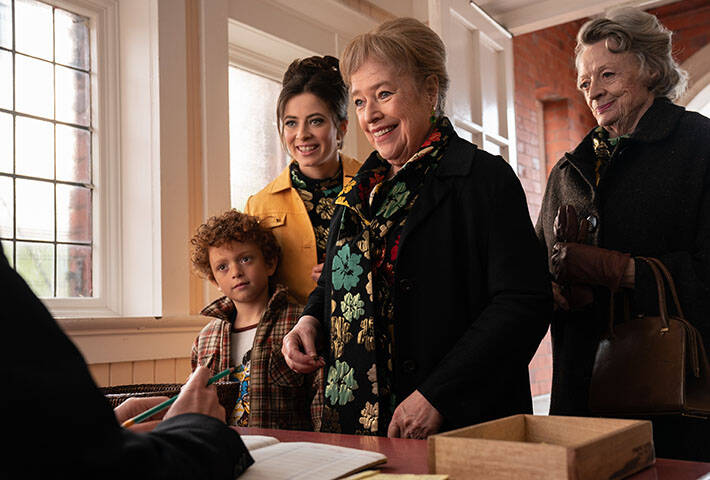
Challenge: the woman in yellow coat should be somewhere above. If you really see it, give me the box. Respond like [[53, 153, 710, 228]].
[[245, 56, 361, 304]]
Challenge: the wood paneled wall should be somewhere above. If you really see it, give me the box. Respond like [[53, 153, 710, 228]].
[[89, 357, 193, 387]]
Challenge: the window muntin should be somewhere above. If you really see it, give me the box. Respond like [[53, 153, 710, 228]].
[[0, 0, 93, 299]]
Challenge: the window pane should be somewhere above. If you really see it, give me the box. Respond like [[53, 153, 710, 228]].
[[0, 49, 12, 110], [15, 0, 53, 61], [56, 184, 90, 243], [0, 111, 12, 173], [15, 54, 53, 118], [16, 240, 53, 297], [0, 175, 12, 237], [57, 243, 91, 297], [56, 65, 89, 126], [1, 239, 13, 267], [55, 9, 90, 70], [229, 67, 288, 210], [16, 178, 53, 240], [56, 124, 90, 183], [16, 115, 54, 179], [0, 0, 11, 49], [484, 139, 501, 156], [3, 3, 96, 301]]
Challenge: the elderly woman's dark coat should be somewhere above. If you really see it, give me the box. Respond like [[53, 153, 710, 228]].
[[304, 132, 552, 432], [536, 98, 710, 460]]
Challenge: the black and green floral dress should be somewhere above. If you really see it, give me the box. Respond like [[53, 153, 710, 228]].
[[320, 118, 452, 435]]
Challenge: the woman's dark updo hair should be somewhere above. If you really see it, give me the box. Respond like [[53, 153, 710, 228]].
[[276, 55, 348, 142]]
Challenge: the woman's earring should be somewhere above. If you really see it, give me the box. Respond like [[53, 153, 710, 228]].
[[337, 137, 343, 150], [429, 106, 437, 125]]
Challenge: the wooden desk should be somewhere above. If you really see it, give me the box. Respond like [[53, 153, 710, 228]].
[[236, 427, 710, 479]]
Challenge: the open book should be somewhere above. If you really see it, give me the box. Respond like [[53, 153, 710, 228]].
[[237, 435, 387, 480]]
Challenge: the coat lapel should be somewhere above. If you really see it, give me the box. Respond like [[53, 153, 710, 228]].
[[398, 136, 473, 249]]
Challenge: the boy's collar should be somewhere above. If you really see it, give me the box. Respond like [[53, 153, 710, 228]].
[[200, 284, 290, 322]]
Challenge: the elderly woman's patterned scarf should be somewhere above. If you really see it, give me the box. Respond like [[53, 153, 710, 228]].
[[290, 160, 344, 262], [591, 126, 629, 186], [320, 117, 452, 435]]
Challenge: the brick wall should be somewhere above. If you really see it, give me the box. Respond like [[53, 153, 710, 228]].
[[652, 0, 710, 64], [513, 18, 596, 223], [516, 0, 710, 402]]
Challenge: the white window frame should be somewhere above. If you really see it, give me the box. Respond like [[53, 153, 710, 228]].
[[20, 0, 122, 318], [228, 20, 314, 86]]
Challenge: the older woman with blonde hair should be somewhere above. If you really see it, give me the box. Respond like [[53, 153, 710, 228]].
[[536, 7, 710, 460], [282, 17, 551, 438]]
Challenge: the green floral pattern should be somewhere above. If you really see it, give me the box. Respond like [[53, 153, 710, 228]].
[[326, 360, 359, 406], [332, 244, 363, 291], [377, 182, 409, 218], [341, 292, 365, 322]]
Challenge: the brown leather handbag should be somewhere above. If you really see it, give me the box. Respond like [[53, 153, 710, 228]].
[[589, 256, 710, 417]]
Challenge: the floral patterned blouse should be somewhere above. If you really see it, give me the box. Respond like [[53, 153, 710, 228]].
[[290, 160, 344, 262]]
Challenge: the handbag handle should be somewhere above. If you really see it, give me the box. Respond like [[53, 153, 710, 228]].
[[636, 256, 701, 377], [641, 257, 686, 319], [605, 257, 671, 335], [636, 257, 672, 331]]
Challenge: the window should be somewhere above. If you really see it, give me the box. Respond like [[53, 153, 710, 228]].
[[227, 20, 316, 211], [228, 66, 287, 210], [0, 0, 94, 299], [688, 83, 710, 118]]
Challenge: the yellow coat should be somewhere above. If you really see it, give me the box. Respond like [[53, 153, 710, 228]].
[[245, 154, 361, 304]]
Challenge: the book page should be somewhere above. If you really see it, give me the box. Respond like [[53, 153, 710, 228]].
[[241, 435, 280, 451], [343, 473, 448, 480], [237, 441, 387, 480]]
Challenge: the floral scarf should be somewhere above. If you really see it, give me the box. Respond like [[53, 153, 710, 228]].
[[591, 126, 629, 186], [290, 160, 344, 262], [321, 117, 452, 435]]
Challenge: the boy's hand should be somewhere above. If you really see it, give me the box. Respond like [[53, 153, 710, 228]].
[[282, 315, 325, 374]]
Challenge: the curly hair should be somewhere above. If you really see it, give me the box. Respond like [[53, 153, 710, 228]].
[[190, 209, 281, 282], [575, 7, 687, 101]]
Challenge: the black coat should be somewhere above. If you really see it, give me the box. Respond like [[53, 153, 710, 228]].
[[536, 98, 710, 460], [1, 251, 252, 479], [305, 133, 552, 431]]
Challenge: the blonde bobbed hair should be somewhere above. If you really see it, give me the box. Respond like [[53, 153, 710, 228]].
[[340, 17, 449, 116]]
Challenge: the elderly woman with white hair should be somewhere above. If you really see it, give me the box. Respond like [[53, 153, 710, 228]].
[[283, 18, 551, 439], [536, 7, 710, 460]]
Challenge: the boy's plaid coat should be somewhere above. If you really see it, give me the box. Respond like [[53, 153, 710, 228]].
[[191, 285, 323, 430]]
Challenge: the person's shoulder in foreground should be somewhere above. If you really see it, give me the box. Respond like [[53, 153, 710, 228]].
[[0, 249, 253, 480]]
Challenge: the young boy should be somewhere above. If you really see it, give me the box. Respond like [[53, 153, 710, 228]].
[[190, 209, 318, 430]]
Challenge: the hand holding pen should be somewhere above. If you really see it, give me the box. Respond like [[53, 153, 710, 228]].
[[118, 366, 233, 429]]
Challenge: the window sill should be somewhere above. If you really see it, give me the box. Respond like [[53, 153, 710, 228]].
[[58, 315, 210, 364]]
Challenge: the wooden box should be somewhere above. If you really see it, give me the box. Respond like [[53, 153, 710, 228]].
[[428, 415, 654, 480]]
